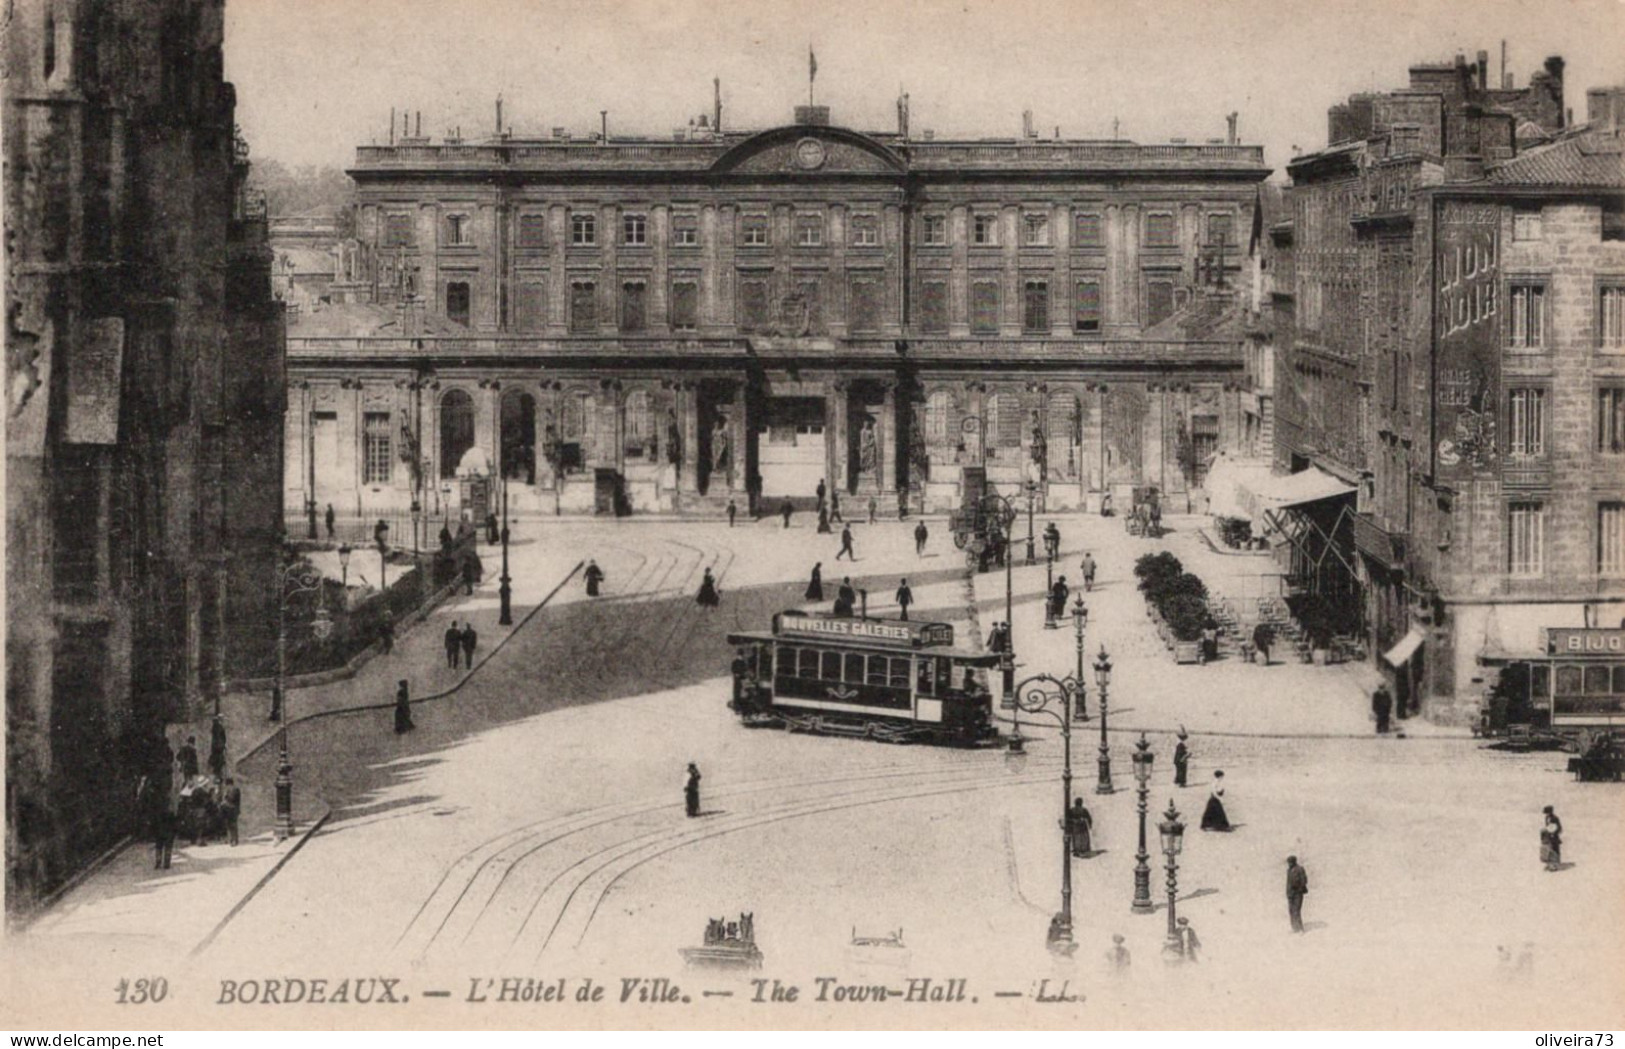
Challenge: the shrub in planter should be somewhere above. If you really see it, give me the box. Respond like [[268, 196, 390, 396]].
[[1135, 552, 1184, 604], [1216, 516, 1253, 549], [1252, 622, 1277, 655], [1161, 593, 1214, 643]]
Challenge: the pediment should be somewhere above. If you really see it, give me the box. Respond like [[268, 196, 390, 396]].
[[714, 127, 904, 177]]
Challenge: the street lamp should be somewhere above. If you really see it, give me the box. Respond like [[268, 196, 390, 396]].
[[274, 552, 330, 842], [1072, 596, 1089, 721], [981, 493, 1020, 720], [1025, 481, 1037, 566], [1094, 645, 1115, 794], [337, 542, 351, 591], [411, 499, 422, 590], [498, 483, 513, 626], [1131, 734, 1156, 914], [1159, 799, 1186, 956], [441, 482, 452, 527], [1012, 672, 1082, 956], [1044, 548, 1057, 630]]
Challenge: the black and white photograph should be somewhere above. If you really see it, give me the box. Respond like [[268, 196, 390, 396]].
[[4, 0, 1624, 1033]]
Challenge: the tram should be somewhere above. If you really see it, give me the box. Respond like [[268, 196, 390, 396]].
[[726, 611, 1001, 745]]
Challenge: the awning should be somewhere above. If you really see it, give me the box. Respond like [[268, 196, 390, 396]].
[[1252, 467, 1356, 511], [1384, 628, 1426, 667]]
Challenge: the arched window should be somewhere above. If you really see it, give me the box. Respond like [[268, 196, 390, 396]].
[[1047, 391, 1082, 444], [988, 392, 1021, 448], [439, 389, 475, 478], [500, 390, 537, 484], [925, 389, 956, 446], [623, 390, 654, 459], [560, 389, 594, 473]]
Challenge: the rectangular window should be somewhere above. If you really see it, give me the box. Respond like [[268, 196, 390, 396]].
[[445, 281, 471, 326], [1514, 211, 1542, 241], [1602, 286, 1625, 350], [919, 280, 949, 334], [384, 213, 414, 247], [569, 280, 597, 332], [1145, 280, 1176, 326], [1507, 387, 1547, 458], [1206, 213, 1234, 246], [739, 277, 770, 332], [620, 281, 647, 332], [844, 653, 864, 683], [1599, 502, 1625, 575], [444, 213, 469, 246], [820, 650, 842, 680], [518, 213, 547, 248], [1508, 501, 1545, 577], [971, 282, 1000, 334], [972, 213, 997, 246], [571, 212, 596, 246], [516, 281, 547, 330], [671, 280, 699, 331], [741, 215, 769, 247], [1145, 212, 1177, 247], [1509, 283, 1545, 348], [851, 215, 879, 247], [52, 448, 101, 602], [866, 654, 890, 686], [1599, 386, 1625, 454], [622, 213, 647, 246], [363, 412, 393, 484], [1022, 212, 1049, 247], [673, 215, 699, 247], [796, 213, 824, 246], [1074, 280, 1101, 333], [1074, 212, 1103, 248], [1022, 279, 1049, 333], [849, 277, 882, 333], [921, 214, 947, 246], [799, 649, 821, 678]]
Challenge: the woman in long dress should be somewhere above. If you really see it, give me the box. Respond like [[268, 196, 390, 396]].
[[696, 567, 720, 608], [394, 680, 415, 734], [1200, 769, 1231, 831], [584, 559, 604, 597], [805, 562, 824, 602], [1068, 798, 1094, 857], [1541, 805, 1563, 870]]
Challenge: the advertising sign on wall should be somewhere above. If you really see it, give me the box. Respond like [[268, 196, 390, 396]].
[[1433, 202, 1501, 483]]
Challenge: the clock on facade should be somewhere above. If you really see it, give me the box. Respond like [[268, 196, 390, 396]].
[[794, 138, 827, 170]]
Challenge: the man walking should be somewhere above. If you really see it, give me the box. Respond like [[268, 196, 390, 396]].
[[837, 523, 855, 561], [1373, 683, 1393, 734], [781, 498, 794, 529], [1286, 855, 1309, 933], [460, 622, 478, 670], [445, 620, 462, 669], [685, 762, 702, 818], [325, 503, 336, 541], [816, 478, 827, 510], [914, 520, 929, 556], [727, 499, 737, 528], [177, 735, 200, 782], [1174, 916, 1202, 961], [152, 793, 175, 870], [1173, 728, 1191, 787], [1050, 575, 1070, 622], [867, 495, 878, 524], [1081, 551, 1097, 592], [220, 777, 241, 846], [895, 579, 913, 621], [829, 490, 843, 523]]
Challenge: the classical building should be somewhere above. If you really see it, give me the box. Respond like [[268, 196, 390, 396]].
[[284, 102, 1268, 527], [1269, 50, 1625, 721], [5, 0, 285, 908]]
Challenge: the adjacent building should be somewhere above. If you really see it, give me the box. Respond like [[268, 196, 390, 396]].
[[284, 102, 1268, 525], [1269, 50, 1625, 722], [5, 0, 285, 909]]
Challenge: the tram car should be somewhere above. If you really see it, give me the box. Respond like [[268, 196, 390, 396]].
[[727, 611, 1001, 745]]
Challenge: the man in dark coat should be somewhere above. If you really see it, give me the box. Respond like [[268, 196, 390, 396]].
[[1173, 729, 1191, 787], [1373, 684, 1393, 734], [151, 792, 175, 869], [374, 518, 390, 550], [462, 555, 479, 595], [220, 777, 242, 846], [1286, 855, 1309, 932], [727, 499, 737, 527], [440, 523, 454, 550], [325, 504, 336, 540], [836, 524, 855, 561], [584, 559, 605, 596], [915, 520, 929, 556], [177, 736, 199, 781], [835, 578, 857, 617], [1050, 576, 1070, 622], [208, 716, 227, 782], [781, 498, 794, 528], [895, 579, 913, 621], [816, 478, 827, 509], [460, 622, 478, 670], [685, 763, 702, 818], [829, 490, 843, 522], [395, 680, 415, 734], [445, 621, 462, 668], [817, 506, 832, 534]]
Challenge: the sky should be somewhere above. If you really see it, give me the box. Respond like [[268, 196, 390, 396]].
[[226, 0, 1625, 178]]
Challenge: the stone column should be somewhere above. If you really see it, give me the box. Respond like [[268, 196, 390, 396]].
[[831, 379, 850, 492], [881, 380, 898, 497], [481, 378, 503, 482], [731, 381, 747, 495], [681, 382, 699, 495], [950, 205, 970, 336], [1091, 385, 1108, 495]]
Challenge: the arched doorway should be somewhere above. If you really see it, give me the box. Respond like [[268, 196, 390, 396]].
[[500, 389, 537, 484], [1046, 390, 1083, 481], [440, 389, 475, 479]]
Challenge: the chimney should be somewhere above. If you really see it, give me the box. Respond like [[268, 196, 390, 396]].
[[496, 95, 503, 135], [1022, 108, 1035, 139], [897, 91, 910, 139], [600, 110, 608, 142], [1476, 50, 1489, 91], [714, 77, 723, 133], [1226, 110, 1239, 144], [389, 107, 395, 145], [416, 111, 421, 137], [1500, 40, 1507, 88]]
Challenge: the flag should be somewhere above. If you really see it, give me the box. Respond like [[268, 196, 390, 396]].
[[809, 47, 817, 83]]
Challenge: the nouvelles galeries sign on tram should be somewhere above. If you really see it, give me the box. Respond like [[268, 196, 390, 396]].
[[778, 613, 953, 647]]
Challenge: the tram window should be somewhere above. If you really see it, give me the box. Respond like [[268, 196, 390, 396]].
[[776, 646, 795, 676], [821, 651, 842, 680], [867, 655, 890, 686], [759, 646, 773, 677], [845, 653, 865, 683], [1614, 666, 1625, 693], [889, 658, 912, 688], [1529, 663, 1550, 699], [1556, 665, 1583, 695], [939, 660, 953, 692], [799, 649, 821, 678], [1584, 665, 1612, 694], [917, 658, 935, 696]]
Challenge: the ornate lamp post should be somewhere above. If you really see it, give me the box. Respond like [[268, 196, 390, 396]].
[[1012, 672, 1082, 956], [274, 552, 331, 842], [1073, 596, 1089, 721], [1025, 481, 1037, 565], [498, 483, 513, 626], [1131, 734, 1156, 913], [337, 542, 351, 591], [1044, 548, 1057, 630], [1159, 799, 1186, 955], [441, 482, 452, 527], [982, 494, 1019, 724], [1094, 645, 1115, 793], [410, 500, 422, 590]]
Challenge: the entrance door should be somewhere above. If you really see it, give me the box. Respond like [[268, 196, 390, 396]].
[[756, 397, 827, 502], [594, 468, 617, 515]]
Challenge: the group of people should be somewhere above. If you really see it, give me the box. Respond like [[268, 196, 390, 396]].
[[443, 620, 479, 669], [142, 717, 241, 869]]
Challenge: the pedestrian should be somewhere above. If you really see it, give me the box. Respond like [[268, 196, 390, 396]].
[[394, 679, 415, 733], [816, 478, 827, 510], [485, 512, 498, 544], [817, 505, 832, 534], [374, 518, 389, 550], [208, 716, 227, 783], [325, 503, 336, 540], [439, 522, 453, 550], [835, 577, 857, 617], [894, 578, 913, 621], [152, 794, 175, 870], [1044, 521, 1061, 559], [987, 620, 1009, 655], [1373, 683, 1393, 734], [805, 562, 824, 603], [462, 555, 478, 595], [1252, 622, 1274, 665], [1540, 806, 1563, 871], [836, 523, 855, 561], [460, 622, 478, 669], [444, 620, 462, 668], [727, 499, 737, 527], [220, 777, 241, 846], [584, 559, 604, 597], [1286, 855, 1309, 932], [177, 735, 199, 781], [1081, 552, 1097, 591], [781, 498, 794, 528], [914, 520, 928, 556], [830, 490, 843, 523], [685, 762, 702, 818], [1067, 797, 1093, 857], [867, 495, 878, 524], [1107, 934, 1131, 974], [696, 567, 720, 607], [269, 684, 283, 723], [379, 610, 396, 655], [1174, 916, 1201, 961], [1200, 769, 1231, 831], [1173, 727, 1191, 787], [1050, 575, 1070, 621]]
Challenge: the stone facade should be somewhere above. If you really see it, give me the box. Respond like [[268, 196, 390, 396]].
[[5, 0, 285, 910], [287, 111, 1267, 524]]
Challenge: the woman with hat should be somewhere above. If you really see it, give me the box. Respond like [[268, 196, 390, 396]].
[[1540, 806, 1563, 871], [1173, 727, 1191, 788], [1200, 769, 1231, 831]]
